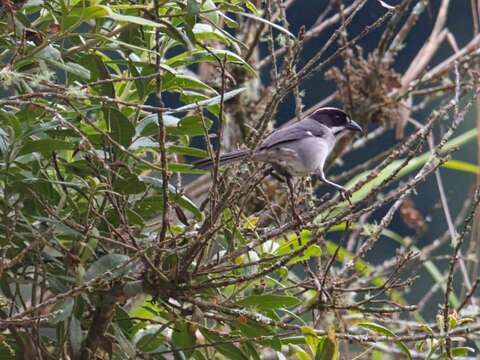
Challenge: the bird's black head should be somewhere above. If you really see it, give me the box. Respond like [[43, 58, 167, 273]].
[[309, 107, 364, 136]]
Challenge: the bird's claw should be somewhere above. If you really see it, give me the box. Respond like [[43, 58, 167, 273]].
[[339, 188, 352, 205]]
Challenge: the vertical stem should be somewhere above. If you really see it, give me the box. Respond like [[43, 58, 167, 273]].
[[337, 0, 355, 115], [280, 0, 303, 120], [211, 55, 228, 207], [266, 0, 279, 89], [444, 187, 480, 360], [154, 0, 169, 244], [467, 0, 480, 290]]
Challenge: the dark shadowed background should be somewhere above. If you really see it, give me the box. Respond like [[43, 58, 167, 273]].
[[272, 1, 478, 315]]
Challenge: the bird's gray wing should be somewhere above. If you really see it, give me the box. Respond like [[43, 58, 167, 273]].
[[259, 119, 326, 150]]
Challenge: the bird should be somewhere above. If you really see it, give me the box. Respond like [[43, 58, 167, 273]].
[[194, 107, 364, 199]]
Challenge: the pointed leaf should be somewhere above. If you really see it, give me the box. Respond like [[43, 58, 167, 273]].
[[315, 337, 336, 360], [69, 316, 83, 357], [231, 11, 295, 38], [358, 322, 412, 360], [138, 175, 203, 220], [18, 139, 75, 156], [104, 108, 135, 148], [85, 254, 131, 281], [168, 145, 208, 158], [172, 321, 196, 357], [166, 49, 255, 75], [171, 87, 246, 113], [201, 329, 248, 360], [237, 294, 300, 310]]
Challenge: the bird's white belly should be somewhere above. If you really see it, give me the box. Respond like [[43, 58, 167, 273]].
[[256, 137, 333, 176]]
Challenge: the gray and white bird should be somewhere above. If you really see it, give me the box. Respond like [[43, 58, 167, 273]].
[[194, 107, 364, 196]]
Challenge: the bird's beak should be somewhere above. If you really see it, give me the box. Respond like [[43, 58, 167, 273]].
[[346, 120, 365, 135]]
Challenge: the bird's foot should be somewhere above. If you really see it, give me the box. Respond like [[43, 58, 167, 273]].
[[339, 187, 352, 205]]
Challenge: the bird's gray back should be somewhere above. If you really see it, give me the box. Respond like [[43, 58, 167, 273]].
[[253, 118, 336, 176], [259, 118, 334, 150]]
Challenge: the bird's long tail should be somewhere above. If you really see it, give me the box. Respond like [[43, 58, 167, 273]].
[[193, 150, 250, 169]]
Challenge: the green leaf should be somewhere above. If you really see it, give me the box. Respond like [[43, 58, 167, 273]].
[[46, 59, 91, 79], [115, 306, 133, 333], [0, 336, 17, 359], [128, 60, 145, 99], [138, 175, 203, 220], [69, 316, 83, 358], [172, 321, 196, 357], [61, 4, 110, 30], [281, 336, 306, 345], [109, 12, 162, 28], [358, 322, 412, 360], [231, 11, 295, 38], [192, 350, 208, 360], [171, 191, 203, 221], [358, 322, 395, 337], [85, 254, 131, 281], [113, 324, 137, 358], [163, 73, 215, 93], [80, 54, 115, 98], [234, 319, 272, 338], [166, 49, 255, 75], [200, 329, 249, 360], [129, 137, 158, 150], [315, 336, 336, 360], [187, 0, 201, 17], [192, 23, 230, 44], [64, 159, 97, 177], [104, 108, 135, 148], [289, 344, 311, 360], [274, 230, 312, 257], [245, 1, 259, 15], [168, 162, 206, 174], [270, 337, 282, 352], [136, 114, 181, 137], [201, 0, 219, 24], [222, 13, 240, 28], [50, 299, 74, 324], [168, 115, 212, 136], [217, 2, 244, 12], [301, 326, 319, 355], [18, 139, 75, 156], [171, 87, 246, 113], [304, 245, 322, 257], [0, 110, 22, 137], [237, 294, 300, 310], [183, 0, 199, 40], [451, 347, 475, 356], [135, 327, 166, 353], [65, 5, 110, 22], [114, 173, 147, 194], [243, 341, 262, 360], [0, 129, 9, 154], [168, 145, 208, 158], [443, 159, 480, 174], [138, 175, 176, 192], [286, 244, 322, 265]]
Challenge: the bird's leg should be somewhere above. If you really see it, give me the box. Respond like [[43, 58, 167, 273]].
[[270, 170, 287, 183], [317, 169, 352, 204], [285, 175, 303, 225], [268, 165, 303, 224], [259, 166, 276, 183]]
